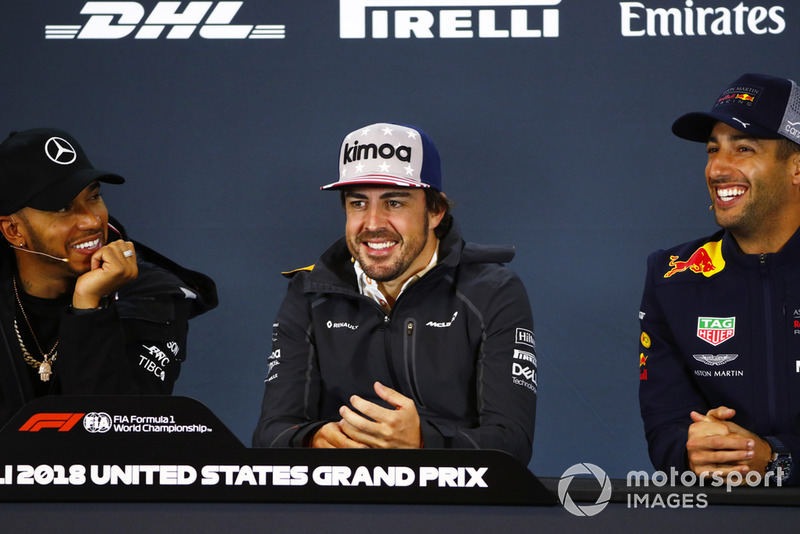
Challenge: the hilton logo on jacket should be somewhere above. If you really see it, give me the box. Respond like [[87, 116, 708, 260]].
[[697, 317, 735, 346]]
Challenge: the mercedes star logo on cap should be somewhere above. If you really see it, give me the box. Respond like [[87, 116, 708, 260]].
[[45, 136, 77, 165]]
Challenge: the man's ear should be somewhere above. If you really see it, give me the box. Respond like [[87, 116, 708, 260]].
[[429, 193, 447, 230], [0, 215, 23, 246], [792, 154, 800, 187]]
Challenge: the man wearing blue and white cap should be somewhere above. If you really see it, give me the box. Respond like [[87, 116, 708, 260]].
[[639, 74, 800, 486], [254, 123, 537, 464]]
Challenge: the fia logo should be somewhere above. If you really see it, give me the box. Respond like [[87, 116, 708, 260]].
[[46, 2, 285, 40]]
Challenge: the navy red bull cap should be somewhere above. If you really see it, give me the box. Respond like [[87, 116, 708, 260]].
[[672, 73, 800, 144], [321, 122, 442, 192]]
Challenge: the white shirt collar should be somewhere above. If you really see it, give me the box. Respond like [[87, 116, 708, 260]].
[[354, 242, 439, 313]]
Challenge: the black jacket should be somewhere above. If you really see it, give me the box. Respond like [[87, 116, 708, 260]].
[[639, 228, 800, 485], [253, 224, 537, 465], [0, 217, 217, 429]]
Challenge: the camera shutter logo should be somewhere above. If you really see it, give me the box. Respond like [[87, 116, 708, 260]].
[[558, 463, 612, 517], [83, 412, 112, 433]]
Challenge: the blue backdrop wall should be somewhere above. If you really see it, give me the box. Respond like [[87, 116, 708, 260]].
[[1, 0, 796, 478]]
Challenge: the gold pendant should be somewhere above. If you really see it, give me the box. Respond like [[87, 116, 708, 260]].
[[39, 361, 52, 382]]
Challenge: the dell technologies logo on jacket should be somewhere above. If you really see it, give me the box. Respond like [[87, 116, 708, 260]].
[[340, 0, 561, 39], [45, 2, 285, 40]]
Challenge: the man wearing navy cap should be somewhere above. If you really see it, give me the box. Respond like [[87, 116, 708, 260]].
[[0, 128, 217, 428], [253, 123, 537, 464], [639, 74, 800, 485]]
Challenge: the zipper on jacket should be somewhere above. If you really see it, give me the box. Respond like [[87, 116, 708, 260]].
[[379, 314, 401, 389], [403, 319, 425, 407], [759, 254, 779, 432], [358, 278, 437, 406]]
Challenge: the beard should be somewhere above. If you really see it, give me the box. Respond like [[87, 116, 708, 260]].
[[714, 182, 786, 240], [19, 218, 98, 277], [349, 218, 430, 283]]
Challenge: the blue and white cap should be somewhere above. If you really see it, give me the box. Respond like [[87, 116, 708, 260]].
[[321, 122, 442, 191]]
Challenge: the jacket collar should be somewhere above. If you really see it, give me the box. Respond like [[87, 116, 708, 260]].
[[722, 224, 800, 268], [304, 222, 465, 295]]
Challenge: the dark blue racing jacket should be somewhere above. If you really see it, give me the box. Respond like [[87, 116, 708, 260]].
[[639, 228, 800, 485]]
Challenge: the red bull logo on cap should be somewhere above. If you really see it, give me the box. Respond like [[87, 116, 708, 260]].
[[663, 241, 725, 279]]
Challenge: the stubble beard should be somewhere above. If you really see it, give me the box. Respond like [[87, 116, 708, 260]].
[[20, 219, 94, 278], [715, 182, 786, 241], [351, 218, 429, 283]]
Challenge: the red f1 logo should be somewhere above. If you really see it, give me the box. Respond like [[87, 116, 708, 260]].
[[18, 413, 85, 432]]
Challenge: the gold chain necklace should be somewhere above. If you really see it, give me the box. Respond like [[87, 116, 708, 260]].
[[12, 278, 58, 382]]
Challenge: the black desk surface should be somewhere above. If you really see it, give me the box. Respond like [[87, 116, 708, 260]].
[[0, 396, 796, 533]]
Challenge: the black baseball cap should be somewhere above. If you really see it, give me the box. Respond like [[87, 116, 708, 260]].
[[672, 73, 800, 143], [0, 128, 124, 215]]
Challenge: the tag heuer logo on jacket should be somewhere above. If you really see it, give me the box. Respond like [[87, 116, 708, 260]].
[[697, 317, 735, 346]]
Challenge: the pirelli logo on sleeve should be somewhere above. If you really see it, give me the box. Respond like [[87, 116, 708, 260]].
[[511, 328, 537, 392], [512, 349, 537, 393]]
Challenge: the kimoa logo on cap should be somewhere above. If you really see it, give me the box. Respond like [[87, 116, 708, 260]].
[[44, 137, 77, 165], [328, 124, 429, 187], [342, 140, 412, 165], [341, 125, 417, 168]]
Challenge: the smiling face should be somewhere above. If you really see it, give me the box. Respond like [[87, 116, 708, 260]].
[[344, 186, 444, 286], [705, 122, 800, 250], [13, 181, 108, 277]]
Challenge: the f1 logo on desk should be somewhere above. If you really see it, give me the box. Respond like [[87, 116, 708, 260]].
[[18, 413, 85, 432]]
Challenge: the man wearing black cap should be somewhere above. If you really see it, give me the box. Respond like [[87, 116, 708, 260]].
[[0, 128, 217, 428], [253, 123, 537, 464], [639, 74, 800, 486]]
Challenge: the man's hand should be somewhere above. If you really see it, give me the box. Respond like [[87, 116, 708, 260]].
[[686, 406, 771, 479], [310, 422, 368, 449], [338, 382, 423, 449], [72, 240, 138, 309]]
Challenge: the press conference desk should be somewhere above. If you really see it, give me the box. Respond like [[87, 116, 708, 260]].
[[0, 396, 795, 533], [1, 498, 797, 534]]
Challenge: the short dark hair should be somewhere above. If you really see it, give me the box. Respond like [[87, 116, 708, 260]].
[[339, 187, 454, 239], [424, 188, 453, 239], [776, 137, 800, 161]]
